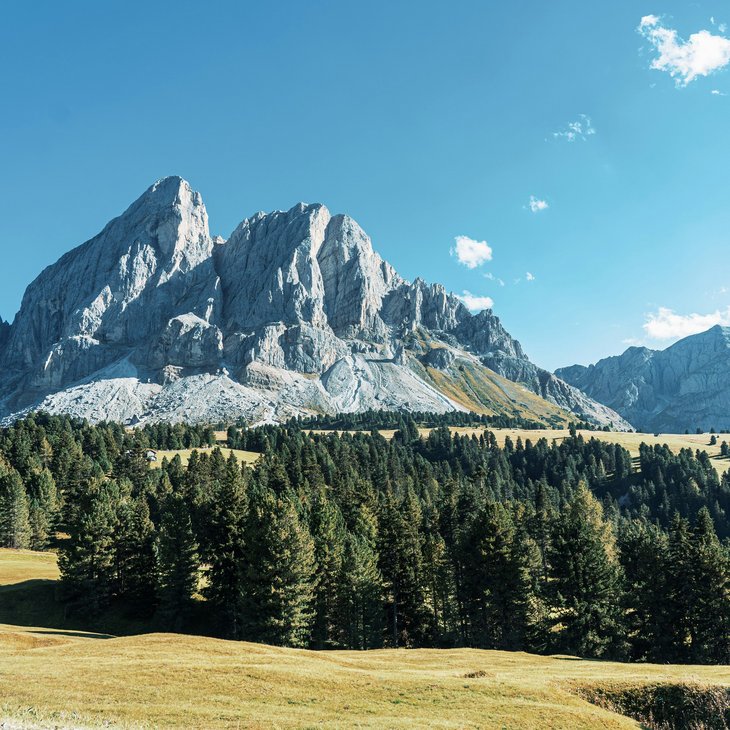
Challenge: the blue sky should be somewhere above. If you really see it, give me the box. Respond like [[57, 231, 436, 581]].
[[1, 1, 729, 370]]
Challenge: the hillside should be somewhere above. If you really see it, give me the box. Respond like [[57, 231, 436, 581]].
[[2, 552, 729, 730], [0, 177, 627, 430], [307, 427, 730, 476], [556, 326, 730, 433]]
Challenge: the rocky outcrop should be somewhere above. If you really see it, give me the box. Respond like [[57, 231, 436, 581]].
[[0, 177, 627, 428], [556, 326, 730, 432], [0, 318, 9, 352]]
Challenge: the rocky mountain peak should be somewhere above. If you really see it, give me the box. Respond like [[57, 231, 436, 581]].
[[0, 179, 629, 429], [556, 325, 730, 432]]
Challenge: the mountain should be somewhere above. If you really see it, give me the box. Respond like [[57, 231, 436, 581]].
[[556, 325, 730, 433], [0, 177, 628, 428]]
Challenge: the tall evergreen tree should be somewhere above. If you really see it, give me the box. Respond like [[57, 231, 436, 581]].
[[548, 483, 626, 658], [239, 484, 316, 647], [204, 455, 249, 638], [0, 465, 31, 549], [687, 508, 730, 663], [156, 492, 199, 631]]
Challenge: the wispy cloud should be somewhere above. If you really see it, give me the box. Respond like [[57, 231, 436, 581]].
[[638, 15, 730, 86], [526, 272, 536, 281], [484, 272, 505, 287], [457, 291, 494, 312], [552, 114, 595, 142], [643, 306, 730, 340], [711, 16, 728, 34], [450, 235, 493, 269], [528, 196, 549, 213], [711, 88, 726, 95]]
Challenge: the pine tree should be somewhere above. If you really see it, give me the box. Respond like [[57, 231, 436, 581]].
[[547, 483, 626, 658], [205, 455, 248, 638], [239, 484, 316, 647], [687, 508, 730, 663], [58, 479, 119, 614], [460, 502, 534, 650], [309, 485, 346, 648], [156, 492, 199, 631], [0, 465, 31, 549]]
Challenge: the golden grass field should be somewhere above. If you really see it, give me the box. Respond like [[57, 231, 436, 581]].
[[148, 448, 261, 469], [1, 548, 729, 729]]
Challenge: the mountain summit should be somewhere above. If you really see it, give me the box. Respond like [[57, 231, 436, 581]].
[[556, 325, 730, 432], [0, 178, 627, 428]]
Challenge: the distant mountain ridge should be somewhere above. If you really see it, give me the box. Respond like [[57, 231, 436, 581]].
[[0, 177, 628, 428], [556, 325, 730, 433]]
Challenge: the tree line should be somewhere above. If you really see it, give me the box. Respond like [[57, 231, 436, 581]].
[[0, 412, 728, 663]]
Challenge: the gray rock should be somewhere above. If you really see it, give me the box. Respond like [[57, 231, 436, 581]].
[[556, 326, 730, 432], [0, 177, 627, 428]]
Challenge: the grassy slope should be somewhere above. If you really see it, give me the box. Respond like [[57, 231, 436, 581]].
[[2, 550, 729, 729], [409, 356, 571, 427]]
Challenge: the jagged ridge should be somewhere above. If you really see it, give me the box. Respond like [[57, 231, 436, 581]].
[[557, 325, 730, 433], [0, 177, 628, 428]]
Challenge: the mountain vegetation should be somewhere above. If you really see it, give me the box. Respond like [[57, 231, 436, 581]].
[[0, 411, 728, 664]]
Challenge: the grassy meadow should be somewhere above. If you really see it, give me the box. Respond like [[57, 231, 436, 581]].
[[148, 447, 260, 469], [1, 548, 729, 729]]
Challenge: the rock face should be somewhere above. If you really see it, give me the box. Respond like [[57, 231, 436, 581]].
[[556, 326, 730, 433], [0, 177, 629, 428]]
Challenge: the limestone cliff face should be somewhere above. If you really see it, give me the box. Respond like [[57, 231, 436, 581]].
[[556, 326, 730, 432], [0, 177, 628, 428]]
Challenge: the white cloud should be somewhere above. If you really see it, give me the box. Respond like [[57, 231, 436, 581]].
[[643, 306, 730, 340], [528, 196, 549, 213], [450, 235, 493, 269], [457, 291, 494, 312], [711, 88, 726, 95], [484, 272, 505, 286], [526, 272, 536, 281], [638, 15, 730, 86], [552, 114, 596, 142]]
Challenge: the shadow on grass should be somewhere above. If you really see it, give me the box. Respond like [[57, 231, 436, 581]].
[[28, 628, 114, 640]]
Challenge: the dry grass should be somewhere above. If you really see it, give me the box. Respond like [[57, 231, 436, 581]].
[[149, 448, 260, 469], [1, 549, 729, 729], [0, 548, 59, 586], [2, 625, 729, 729]]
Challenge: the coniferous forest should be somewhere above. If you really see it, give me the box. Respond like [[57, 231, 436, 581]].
[[1, 412, 729, 664]]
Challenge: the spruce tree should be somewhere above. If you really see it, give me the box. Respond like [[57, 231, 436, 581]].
[[156, 492, 199, 631], [548, 483, 626, 658], [377, 488, 431, 647], [58, 479, 119, 614], [239, 484, 316, 647], [205, 455, 248, 638], [115, 493, 157, 614], [0, 465, 31, 549], [460, 502, 534, 650], [688, 508, 730, 663], [309, 485, 346, 648]]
